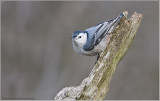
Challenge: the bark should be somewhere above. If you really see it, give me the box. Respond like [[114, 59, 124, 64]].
[[54, 11, 142, 100]]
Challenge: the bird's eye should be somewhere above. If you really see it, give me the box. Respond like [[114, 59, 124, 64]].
[[79, 36, 81, 38]]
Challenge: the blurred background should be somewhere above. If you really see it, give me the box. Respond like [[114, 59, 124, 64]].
[[1, 1, 159, 100]]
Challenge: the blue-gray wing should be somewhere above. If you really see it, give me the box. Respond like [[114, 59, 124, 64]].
[[83, 13, 124, 51], [83, 23, 104, 51]]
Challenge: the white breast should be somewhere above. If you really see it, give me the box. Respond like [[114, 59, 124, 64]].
[[72, 34, 112, 56]]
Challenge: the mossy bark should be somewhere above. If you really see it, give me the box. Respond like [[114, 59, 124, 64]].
[[54, 11, 142, 100]]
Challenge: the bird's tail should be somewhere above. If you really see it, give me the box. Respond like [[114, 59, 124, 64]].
[[104, 12, 125, 34], [108, 12, 124, 27]]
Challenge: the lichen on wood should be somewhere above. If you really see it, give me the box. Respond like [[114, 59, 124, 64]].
[[54, 11, 142, 100]]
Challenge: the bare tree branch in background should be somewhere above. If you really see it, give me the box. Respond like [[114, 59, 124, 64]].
[[54, 11, 142, 100]]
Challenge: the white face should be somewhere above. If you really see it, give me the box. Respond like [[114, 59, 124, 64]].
[[73, 33, 87, 47]]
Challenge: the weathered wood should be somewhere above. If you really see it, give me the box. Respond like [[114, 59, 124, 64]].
[[54, 11, 142, 100]]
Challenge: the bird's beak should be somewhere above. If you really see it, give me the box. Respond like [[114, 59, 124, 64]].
[[70, 37, 73, 39], [70, 36, 76, 39]]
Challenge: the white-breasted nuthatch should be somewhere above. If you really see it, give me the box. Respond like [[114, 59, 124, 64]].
[[71, 13, 124, 58]]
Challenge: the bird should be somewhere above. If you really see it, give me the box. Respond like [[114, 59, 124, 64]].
[[71, 13, 124, 60]]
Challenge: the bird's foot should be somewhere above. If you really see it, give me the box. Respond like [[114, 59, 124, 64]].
[[95, 54, 100, 64]]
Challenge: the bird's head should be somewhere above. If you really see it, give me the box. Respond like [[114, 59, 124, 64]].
[[71, 31, 87, 47]]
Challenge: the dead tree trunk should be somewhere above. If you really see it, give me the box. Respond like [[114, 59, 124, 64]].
[[54, 11, 142, 100]]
